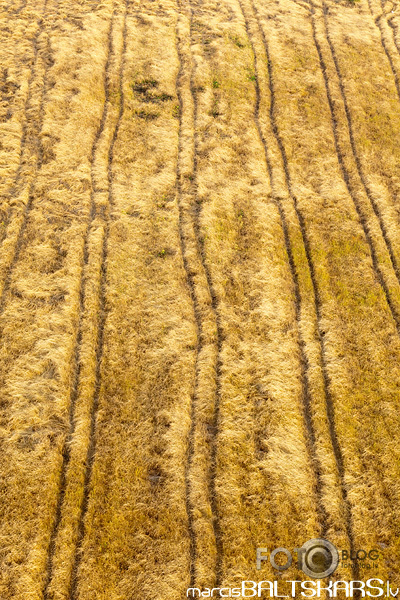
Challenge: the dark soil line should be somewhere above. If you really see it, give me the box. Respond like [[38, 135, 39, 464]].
[[186, 0, 225, 587], [237, 0, 329, 537], [0, 0, 57, 306], [42, 10, 116, 600], [323, 2, 400, 290], [69, 6, 129, 597]]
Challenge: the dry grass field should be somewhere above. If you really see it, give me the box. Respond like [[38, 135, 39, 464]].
[[1, 0, 400, 597]]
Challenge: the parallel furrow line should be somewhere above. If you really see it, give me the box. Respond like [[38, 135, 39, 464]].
[[323, 1, 400, 289], [0, 0, 56, 307], [42, 9, 116, 600], [69, 7, 129, 598], [188, 0, 224, 586], [176, 0, 224, 586], [175, 3, 201, 586], [237, 0, 329, 536]]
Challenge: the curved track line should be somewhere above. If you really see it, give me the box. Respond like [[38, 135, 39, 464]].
[[187, 0, 225, 586], [175, 0, 224, 586], [175, 2, 203, 587], [236, 0, 328, 536], [0, 0, 54, 306], [322, 2, 400, 291], [387, 13, 400, 55], [42, 9, 116, 600], [288, 0, 365, 581], [0, 0, 49, 219], [175, 4, 202, 586], [368, 1, 400, 100], [69, 8, 129, 598], [294, 1, 400, 340], [0, 3, 46, 236], [313, 0, 400, 558], [242, 0, 363, 584]]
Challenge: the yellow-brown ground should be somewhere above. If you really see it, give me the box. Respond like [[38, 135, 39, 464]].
[[1, 0, 400, 597]]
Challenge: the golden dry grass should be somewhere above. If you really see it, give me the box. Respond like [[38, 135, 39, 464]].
[[1, 0, 400, 597]]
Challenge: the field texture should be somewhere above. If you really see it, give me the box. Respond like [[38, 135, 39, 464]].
[[1, 0, 400, 597]]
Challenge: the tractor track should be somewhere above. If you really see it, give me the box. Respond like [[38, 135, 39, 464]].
[[387, 13, 400, 56], [294, 0, 369, 581], [236, 0, 329, 538], [373, 13, 400, 99], [296, 1, 400, 342], [176, 0, 224, 587], [0, 0, 57, 308], [366, 0, 400, 104], [69, 7, 129, 598], [240, 0, 366, 585], [175, 1, 204, 585], [322, 1, 400, 294], [188, 0, 225, 587], [42, 6, 129, 598]]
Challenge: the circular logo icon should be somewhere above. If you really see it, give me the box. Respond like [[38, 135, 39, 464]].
[[299, 538, 339, 579]]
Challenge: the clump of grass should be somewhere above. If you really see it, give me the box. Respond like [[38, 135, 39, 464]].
[[132, 78, 173, 104], [246, 68, 256, 81], [157, 247, 175, 258], [210, 97, 220, 117], [172, 103, 180, 118], [135, 109, 160, 120], [230, 34, 245, 48], [141, 91, 174, 104], [153, 92, 173, 102], [132, 78, 158, 94], [156, 194, 174, 209]]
